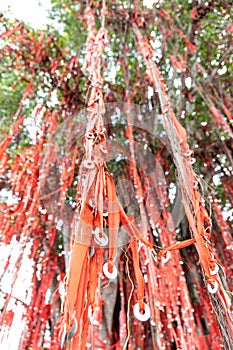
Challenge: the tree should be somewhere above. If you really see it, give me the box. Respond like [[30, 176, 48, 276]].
[[0, 1, 233, 349]]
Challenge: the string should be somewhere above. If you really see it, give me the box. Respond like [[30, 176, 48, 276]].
[[122, 248, 134, 350]]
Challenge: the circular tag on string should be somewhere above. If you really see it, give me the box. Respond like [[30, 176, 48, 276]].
[[39, 103, 186, 249]]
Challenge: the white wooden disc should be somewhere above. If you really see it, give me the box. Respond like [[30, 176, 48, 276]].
[[207, 280, 218, 294], [103, 262, 117, 279], [133, 302, 151, 322], [210, 263, 219, 276]]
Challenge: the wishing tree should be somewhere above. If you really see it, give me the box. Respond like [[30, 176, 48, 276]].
[[0, 1, 233, 349]]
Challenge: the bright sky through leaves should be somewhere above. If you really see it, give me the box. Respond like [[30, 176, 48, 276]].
[[0, 0, 52, 28], [0, 0, 156, 28]]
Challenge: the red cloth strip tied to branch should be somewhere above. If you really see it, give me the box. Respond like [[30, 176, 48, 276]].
[[59, 8, 152, 349], [133, 23, 233, 343]]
